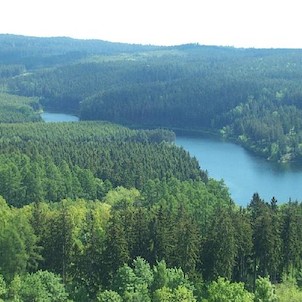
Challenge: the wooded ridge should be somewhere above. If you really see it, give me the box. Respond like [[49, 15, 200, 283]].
[[2, 35, 302, 162]]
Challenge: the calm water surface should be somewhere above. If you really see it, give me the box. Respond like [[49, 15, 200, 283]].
[[176, 135, 302, 206], [41, 112, 79, 122]]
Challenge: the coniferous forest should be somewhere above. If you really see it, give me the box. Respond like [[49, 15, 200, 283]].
[[1, 34, 302, 301]]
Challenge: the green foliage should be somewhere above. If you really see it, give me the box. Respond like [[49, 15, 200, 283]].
[[7, 270, 69, 302], [249, 195, 282, 282], [153, 285, 197, 302], [141, 177, 232, 234], [97, 290, 122, 302], [6, 274, 22, 301], [153, 286, 174, 302], [202, 207, 237, 281], [0, 122, 204, 207], [97, 258, 196, 302], [0, 93, 41, 123], [280, 202, 302, 277], [1, 190, 302, 301], [151, 260, 194, 294], [133, 257, 154, 289], [102, 211, 130, 282], [275, 276, 302, 302], [0, 275, 6, 302], [206, 277, 254, 302], [104, 187, 141, 209], [111, 259, 152, 302], [232, 208, 253, 283], [223, 96, 302, 161], [254, 276, 278, 302], [0, 64, 25, 78], [0, 197, 39, 281]]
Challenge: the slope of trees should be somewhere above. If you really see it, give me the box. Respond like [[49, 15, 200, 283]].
[[0, 93, 41, 123], [0, 34, 159, 69], [0, 121, 205, 207], [5, 37, 302, 161]]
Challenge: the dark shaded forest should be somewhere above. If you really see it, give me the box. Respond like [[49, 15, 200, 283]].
[[1, 35, 302, 301]]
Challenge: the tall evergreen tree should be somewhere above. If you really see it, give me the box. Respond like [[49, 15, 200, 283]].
[[250, 195, 282, 284], [280, 202, 302, 277], [232, 208, 253, 283], [171, 205, 201, 274], [102, 211, 130, 285], [202, 206, 237, 280]]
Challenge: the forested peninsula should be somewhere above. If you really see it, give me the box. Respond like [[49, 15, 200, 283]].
[[1, 34, 302, 301]]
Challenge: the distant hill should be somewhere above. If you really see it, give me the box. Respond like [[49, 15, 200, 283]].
[[0, 34, 160, 68]]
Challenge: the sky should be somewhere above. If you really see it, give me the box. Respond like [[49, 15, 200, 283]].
[[1, 0, 301, 48]]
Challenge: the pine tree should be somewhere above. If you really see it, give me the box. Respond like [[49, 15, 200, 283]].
[[280, 202, 302, 277], [102, 211, 130, 285], [171, 205, 201, 274], [202, 206, 236, 280], [232, 208, 253, 283]]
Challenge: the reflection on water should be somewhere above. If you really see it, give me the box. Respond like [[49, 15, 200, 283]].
[[176, 135, 302, 206]]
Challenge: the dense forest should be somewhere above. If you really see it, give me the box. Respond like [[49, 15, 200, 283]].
[[1, 35, 302, 301], [3, 189, 302, 301], [3, 36, 302, 162], [0, 122, 202, 206]]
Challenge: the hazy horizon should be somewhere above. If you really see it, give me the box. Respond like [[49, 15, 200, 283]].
[[2, 32, 302, 51], [1, 0, 301, 49]]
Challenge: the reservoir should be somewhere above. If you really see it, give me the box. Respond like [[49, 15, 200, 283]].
[[176, 135, 302, 206], [41, 112, 79, 122], [41, 112, 302, 206]]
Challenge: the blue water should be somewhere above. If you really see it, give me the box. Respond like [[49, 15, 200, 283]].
[[41, 112, 79, 122], [176, 135, 302, 206]]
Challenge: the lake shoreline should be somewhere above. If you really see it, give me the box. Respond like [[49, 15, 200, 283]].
[[41, 111, 300, 164], [175, 135, 302, 205], [41, 111, 302, 205]]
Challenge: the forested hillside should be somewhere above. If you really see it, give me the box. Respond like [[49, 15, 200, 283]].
[[2, 35, 302, 301], [0, 93, 41, 122], [0, 121, 204, 206], [3, 35, 302, 161], [0, 34, 158, 68]]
